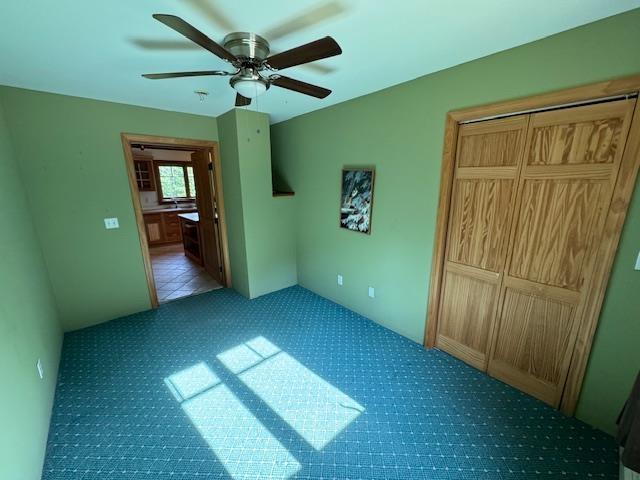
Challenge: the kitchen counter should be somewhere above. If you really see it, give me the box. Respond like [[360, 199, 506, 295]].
[[178, 213, 202, 264], [178, 212, 199, 222], [142, 206, 196, 214]]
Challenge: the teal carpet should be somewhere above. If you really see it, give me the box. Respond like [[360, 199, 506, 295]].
[[42, 286, 618, 479]]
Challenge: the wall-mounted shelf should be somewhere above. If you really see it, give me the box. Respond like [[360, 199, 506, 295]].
[[271, 164, 294, 198]]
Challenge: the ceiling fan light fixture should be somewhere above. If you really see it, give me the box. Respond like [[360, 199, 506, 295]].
[[232, 78, 268, 98]]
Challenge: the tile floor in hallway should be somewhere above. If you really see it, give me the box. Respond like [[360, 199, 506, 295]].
[[150, 243, 222, 303]]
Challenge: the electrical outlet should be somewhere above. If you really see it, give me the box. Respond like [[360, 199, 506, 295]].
[[37, 358, 44, 379], [337, 274, 343, 286], [368, 286, 375, 298], [104, 217, 119, 229], [635, 251, 640, 271]]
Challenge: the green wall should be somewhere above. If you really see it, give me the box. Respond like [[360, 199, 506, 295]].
[[576, 182, 640, 432], [0, 96, 62, 479], [219, 108, 297, 298], [271, 8, 640, 434], [0, 87, 218, 331], [218, 109, 251, 297]]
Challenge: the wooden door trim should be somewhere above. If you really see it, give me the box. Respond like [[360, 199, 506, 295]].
[[424, 74, 640, 415], [448, 75, 640, 123], [121, 133, 232, 309]]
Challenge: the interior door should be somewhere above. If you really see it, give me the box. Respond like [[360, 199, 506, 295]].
[[435, 116, 528, 369], [192, 150, 223, 284], [487, 99, 636, 406]]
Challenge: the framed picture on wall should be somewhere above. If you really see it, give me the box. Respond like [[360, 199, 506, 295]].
[[339, 166, 376, 234]]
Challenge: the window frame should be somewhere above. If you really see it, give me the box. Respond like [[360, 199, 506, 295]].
[[154, 161, 196, 203]]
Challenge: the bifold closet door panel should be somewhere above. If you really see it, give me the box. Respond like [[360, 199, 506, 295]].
[[436, 116, 528, 370], [487, 99, 637, 406]]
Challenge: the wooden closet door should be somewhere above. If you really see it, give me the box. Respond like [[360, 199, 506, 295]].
[[436, 116, 528, 369], [487, 99, 636, 406]]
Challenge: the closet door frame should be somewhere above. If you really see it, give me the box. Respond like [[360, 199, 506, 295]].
[[424, 74, 640, 415]]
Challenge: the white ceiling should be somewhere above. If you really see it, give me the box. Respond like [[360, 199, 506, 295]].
[[1, 0, 638, 123]]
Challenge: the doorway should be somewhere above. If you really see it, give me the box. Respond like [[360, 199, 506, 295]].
[[121, 134, 231, 306]]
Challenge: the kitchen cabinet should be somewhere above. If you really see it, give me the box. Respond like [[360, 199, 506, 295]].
[[178, 213, 202, 264], [143, 209, 196, 245], [144, 213, 163, 244], [134, 155, 155, 191], [162, 212, 182, 243]]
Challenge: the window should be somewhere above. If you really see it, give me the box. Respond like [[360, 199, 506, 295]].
[[158, 165, 187, 198], [187, 166, 196, 197], [156, 163, 196, 202]]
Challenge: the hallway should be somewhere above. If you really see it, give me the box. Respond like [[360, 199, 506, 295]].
[[150, 244, 222, 303]]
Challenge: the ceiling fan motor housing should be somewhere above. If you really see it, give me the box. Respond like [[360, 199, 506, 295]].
[[223, 32, 270, 62], [224, 32, 272, 97]]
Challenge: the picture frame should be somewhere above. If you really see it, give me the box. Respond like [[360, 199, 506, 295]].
[[339, 166, 376, 234]]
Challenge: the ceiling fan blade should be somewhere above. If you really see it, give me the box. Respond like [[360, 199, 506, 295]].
[[268, 48, 336, 75], [263, 1, 346, 41], [266, 37, 342, 71], [183, 0, 237, 32], [153, 14, 237, 63], [235, 93, 251, 106], [131, 39, 200, 51], [301, 62, 336, 75], [270, 75, 331, 99], [142, 70, 232, 79]]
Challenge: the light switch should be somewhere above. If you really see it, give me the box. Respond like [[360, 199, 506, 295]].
[[104, 217, 119, 229], [368, 286, 375, 298], [635, 251, 640, 271], [337, 274, 343, 286]]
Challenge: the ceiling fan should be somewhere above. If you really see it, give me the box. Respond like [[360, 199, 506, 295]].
[[142, 14, 342, 107]]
